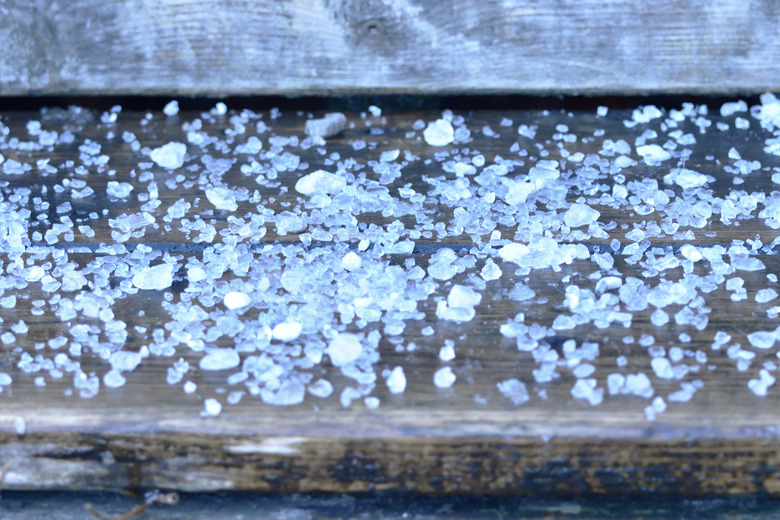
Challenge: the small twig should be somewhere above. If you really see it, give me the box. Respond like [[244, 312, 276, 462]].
[[0, 462, 10, 487], [85, 491, 179, 520]]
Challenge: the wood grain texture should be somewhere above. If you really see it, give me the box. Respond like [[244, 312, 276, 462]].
[[1, 103, 780, 495], [1, 0, 780, 95]]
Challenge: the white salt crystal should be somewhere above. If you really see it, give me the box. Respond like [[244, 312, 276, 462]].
[[163, 100, 179, 116], [436, 300, 475, 322], [650, 310, 669, 326], [103, 369, 126, 388], [748, 369, 776, 396], [308, 379, 334, 398], [109, 351, 141, 371], [205, 186, 238, 211], [636, 144, 671, 164], [295, 169, 346, 196], [497, 379, 529, 405], [573, 364, 595, 378], [564, 203, 600, 228], [0, 373, 12, 385], [364, 396, 380, 409], [327, 333, 363, 366], [481, 259, 502, 281], [272, 321, 302, 342], [380, 149, 399, 162], [597, 106, 608, 117], [386, 366, 407, 394], [183, 381, 197, 393], [202, 398, 222, 417], [497, 243, 530, 264], [106, 181, 133, 198], [433, 366, 456, 388], [748, 331, 776, 350], [651, 358, 674, 379], [341, 252, 362, 271], [571, 378, 603, 406], [439, 344, 456, 362], [645, 396, 667, 420], [261, 379, 305, 406], [150, 142, 186, 169], [447, 285, 482, 309], [423, 119, 454, 146], [132, 264, 174, 290], [199, 349, 240, 370], [368, 105, 382, 117], [14, 417, 26, 435], [305, 113, 346, 138], [224, 291, 251, 310], [720, 100, 747, 117], [756, 289, 778, 303], [188, 267, 206, 282], [680, 244, 702, 262], [664, 168, 708, 189]]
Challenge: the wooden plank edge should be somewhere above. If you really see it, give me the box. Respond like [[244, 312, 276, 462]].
[[0, 431, 776, 495]]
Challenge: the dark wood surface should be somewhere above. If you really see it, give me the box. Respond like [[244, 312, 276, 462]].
[[2, 1, 780, 96], [1, 100, 780, 495]]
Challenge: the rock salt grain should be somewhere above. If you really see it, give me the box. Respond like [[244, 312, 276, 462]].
[[205, 186, 238, 211], [327, 333, 363, 366], [564, 203, 600, 228], [150, 142, 186, 169], [199, 349, 240, 371], [202, 398, 222, 417], [497, 379, 529, 405], [423, 119, 454, 146], [272, 321, 302, 342], [132, 264, 174, 290], [224, 291, 251, 310], [305, 113, 346, 139], [386, 366, 407, 394], [294, 169, 346, 196], [433, 366, 456, 388]]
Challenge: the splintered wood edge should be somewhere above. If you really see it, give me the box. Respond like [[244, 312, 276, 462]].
[[0, 407, 779, 494], [1, 0, 779, 96]]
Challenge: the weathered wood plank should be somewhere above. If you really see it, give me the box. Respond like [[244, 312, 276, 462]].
[[1, 1, 780, 96], [1, 100, 780, 495]]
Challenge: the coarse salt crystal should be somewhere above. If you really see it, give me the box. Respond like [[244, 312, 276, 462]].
[[433, 366, 456, 388], [132, 264, 174, 290], [224, 291, 251, 310], [272, 321, 303, 342], [295, 169, 346, 196], [150, 142, 186, 169], [327, 333, 363, 366], [423, 119, 454, 146]]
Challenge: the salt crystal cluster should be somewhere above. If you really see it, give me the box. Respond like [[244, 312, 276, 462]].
[[4, 94, 780, 422]]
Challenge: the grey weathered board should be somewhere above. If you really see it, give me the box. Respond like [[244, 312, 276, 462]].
[[1, 0, 780, 96], [0, 101, 779, 497]]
